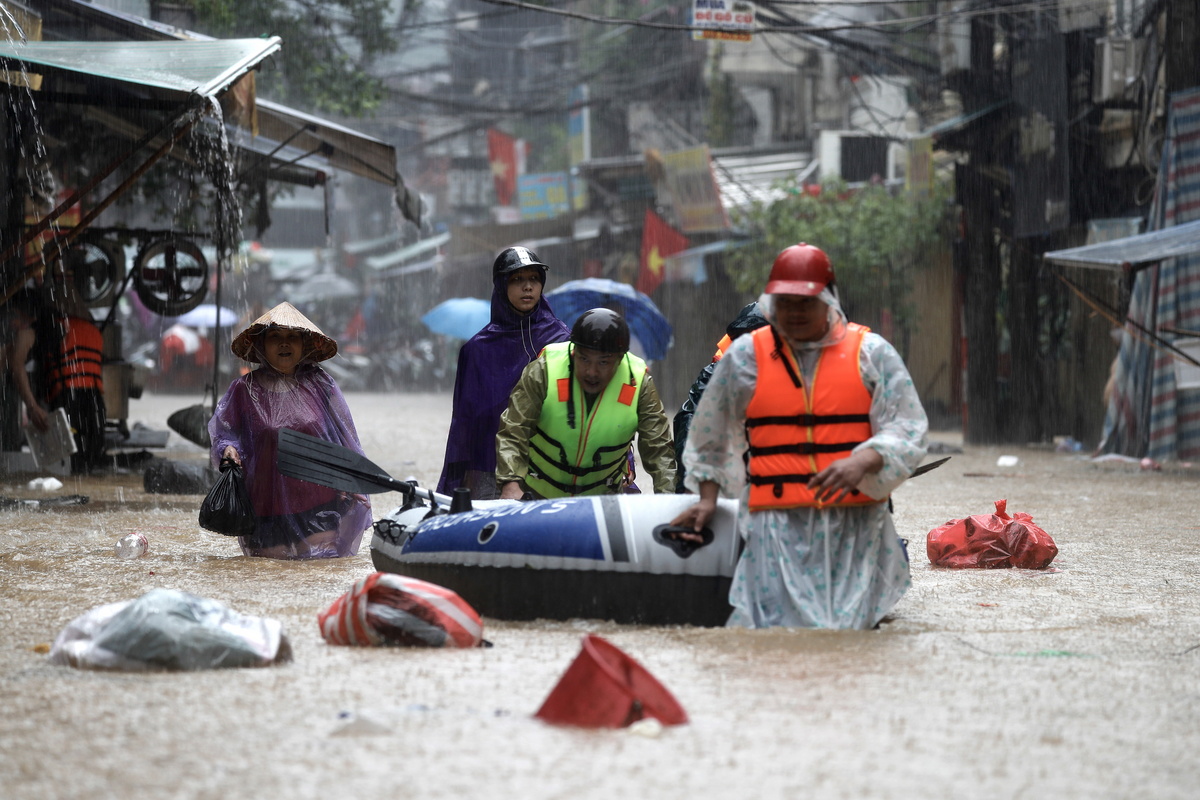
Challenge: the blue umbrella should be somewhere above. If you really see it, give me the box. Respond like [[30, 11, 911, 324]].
[[421, 297, 491, 340], [545, 278, 673, 361]]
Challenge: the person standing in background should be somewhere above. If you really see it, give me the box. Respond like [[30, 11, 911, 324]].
[[7, 279, 107, 474], [672, 301, 768, 492], [437, 246, 570, 499]]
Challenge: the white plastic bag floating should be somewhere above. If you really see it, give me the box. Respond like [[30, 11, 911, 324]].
[[49, 588, 292, 671]]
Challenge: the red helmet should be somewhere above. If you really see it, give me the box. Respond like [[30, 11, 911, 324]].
[[764, 243, 834, 296]]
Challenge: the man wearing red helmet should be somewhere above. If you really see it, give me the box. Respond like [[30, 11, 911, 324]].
[[672, 243, 929, 629]]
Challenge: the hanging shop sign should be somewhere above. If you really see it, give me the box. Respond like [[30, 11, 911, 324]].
[[692, 0, 755, 43], [518, 173, 572, 221], [662, 146, 729, 233]]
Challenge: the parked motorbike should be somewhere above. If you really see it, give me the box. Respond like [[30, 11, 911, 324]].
[[359, 336, 448, 392]]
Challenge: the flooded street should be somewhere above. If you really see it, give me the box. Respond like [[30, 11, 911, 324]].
[[2, 390, 1199, 799]]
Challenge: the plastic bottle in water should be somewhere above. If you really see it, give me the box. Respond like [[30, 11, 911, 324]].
[[115, 532, 148, 559]]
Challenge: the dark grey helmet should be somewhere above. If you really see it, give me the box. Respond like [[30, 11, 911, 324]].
[[492, 246, 548, 280], [569, 308, 630, 354]]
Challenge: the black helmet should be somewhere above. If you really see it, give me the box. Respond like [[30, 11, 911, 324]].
[[569, 308, 630, 354], [493, 246, 548, 281]]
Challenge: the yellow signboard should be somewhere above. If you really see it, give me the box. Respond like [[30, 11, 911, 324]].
[[663, 146, 728, 233]]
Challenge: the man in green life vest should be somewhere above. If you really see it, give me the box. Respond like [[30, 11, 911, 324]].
[[496, 308, 676, 499]]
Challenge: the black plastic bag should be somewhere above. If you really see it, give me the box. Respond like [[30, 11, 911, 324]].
[[199, 457, 257, 537], [168, 403, 212, 449]]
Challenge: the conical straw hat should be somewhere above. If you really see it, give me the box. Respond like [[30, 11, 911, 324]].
[[231, 301, 338, 363]]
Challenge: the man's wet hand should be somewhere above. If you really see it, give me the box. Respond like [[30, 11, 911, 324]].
[[499, 481, 525, 501], [807, 449, 882, 503], [27, 405, 49, 432], [670, 497, 716, 533]]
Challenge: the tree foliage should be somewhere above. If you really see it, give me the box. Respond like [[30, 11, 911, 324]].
[[189, 0, 406, 116], [727, 177, 954, 347]]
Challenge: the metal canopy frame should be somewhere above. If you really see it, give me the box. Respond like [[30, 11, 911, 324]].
[[1042, 219, 1200, 272]]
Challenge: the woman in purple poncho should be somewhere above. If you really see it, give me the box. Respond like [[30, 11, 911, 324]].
[[437, 246, 570, 498], [209, 302, 372, 559]]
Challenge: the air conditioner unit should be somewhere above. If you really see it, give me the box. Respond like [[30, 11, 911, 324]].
[[1059, 0, 1104, 32], [817, 131, 891, 183], [1093, 38, 1139, 104]]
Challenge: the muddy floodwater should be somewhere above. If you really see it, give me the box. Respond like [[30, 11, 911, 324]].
[[2, 391, 1198, 799]]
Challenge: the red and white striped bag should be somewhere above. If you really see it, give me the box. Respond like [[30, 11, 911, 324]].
[[319, 573, 483, 648]]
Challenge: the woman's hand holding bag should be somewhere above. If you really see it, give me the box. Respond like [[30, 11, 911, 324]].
[[199, 457, 257, 537]]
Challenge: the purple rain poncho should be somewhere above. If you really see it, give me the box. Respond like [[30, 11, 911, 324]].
[[209, 364, 372, 559], [437, 274, 570, 497]]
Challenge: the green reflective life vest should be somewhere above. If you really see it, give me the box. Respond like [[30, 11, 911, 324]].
[[526, 343, 646, 497]]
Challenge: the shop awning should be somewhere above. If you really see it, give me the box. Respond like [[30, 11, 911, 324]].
[[0, 38, 419, 215], [255, 100, 392, 186], [366, 232, 450, 272], [0, 38, 281, 102], [255, 100, 422, 225], [3, 4, 422, 227], [14, 1, 421, 224], [1042, 219, 1200, 272], [80, 105, 328, 188]]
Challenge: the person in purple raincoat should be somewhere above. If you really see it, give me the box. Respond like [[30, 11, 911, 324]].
[[209, 302, 372, 559], [437, 246, 571, 499]]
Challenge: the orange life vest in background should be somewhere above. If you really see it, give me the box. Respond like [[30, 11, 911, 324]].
[[712, 334, 732, 363], [46, 315, 103, 401], [744, 323, 880, 510]]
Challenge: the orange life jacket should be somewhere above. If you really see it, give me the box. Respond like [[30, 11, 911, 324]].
[[712, 334, 732, 363], [744, 323, 880, 510], [46, 316, 103, 401]]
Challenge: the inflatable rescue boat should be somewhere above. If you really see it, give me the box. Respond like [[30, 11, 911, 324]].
[[270, 427, 740, 626], [370, 493, 742, 626]]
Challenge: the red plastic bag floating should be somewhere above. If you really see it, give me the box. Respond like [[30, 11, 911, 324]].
[[319, 573, 483, 648], [926, 499, 1058, 570]]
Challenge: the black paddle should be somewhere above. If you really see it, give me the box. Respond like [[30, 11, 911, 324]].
[[912, 456, 951, 478], [276, 427, 451, 505], [278, 428, 950, 504]]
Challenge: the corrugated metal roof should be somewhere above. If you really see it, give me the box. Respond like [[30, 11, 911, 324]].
[[1042, 219, 1200, 272], [578, 149, 814, 219], [366, 232, 451, 271], [0, 38, 281, 100], [712, 150, 815, 212]]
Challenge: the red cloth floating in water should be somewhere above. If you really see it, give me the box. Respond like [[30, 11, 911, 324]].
[[926, 499, 1058, 570]]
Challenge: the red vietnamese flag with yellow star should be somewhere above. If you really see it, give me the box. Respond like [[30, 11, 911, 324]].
[[638, 209, 688, 296], [488, 128, 520, 206]]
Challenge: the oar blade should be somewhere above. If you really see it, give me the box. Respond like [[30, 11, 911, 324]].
[[911, 456, 951, 478], [276, 448, 378, 494], [276, 428, 408, 496]]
